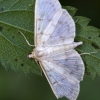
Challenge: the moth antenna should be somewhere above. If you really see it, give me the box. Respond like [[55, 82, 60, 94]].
[[18, 30, 35, 47], [80, 52, 97, 55]]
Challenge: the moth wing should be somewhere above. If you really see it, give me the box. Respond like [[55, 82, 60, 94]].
[[40, 50, 84, 99], [35, 0, 62, 46]]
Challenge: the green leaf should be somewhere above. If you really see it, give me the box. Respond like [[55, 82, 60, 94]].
[[0, 0, 41, 75], [0, 1, 100, 79]]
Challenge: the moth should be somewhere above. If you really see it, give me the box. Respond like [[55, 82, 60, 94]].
[[21, 0, 84, 100]]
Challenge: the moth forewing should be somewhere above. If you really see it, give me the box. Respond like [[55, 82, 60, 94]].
[[35, 0, 62, 46]]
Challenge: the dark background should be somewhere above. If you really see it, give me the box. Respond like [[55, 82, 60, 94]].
[[0, 0, 100, 100]]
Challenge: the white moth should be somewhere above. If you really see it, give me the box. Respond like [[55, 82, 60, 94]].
[[22, 0, 85, 100]]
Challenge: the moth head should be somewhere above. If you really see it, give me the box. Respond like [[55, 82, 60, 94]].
[[28, 51, 35, 58], [28, 49, 37, 59]]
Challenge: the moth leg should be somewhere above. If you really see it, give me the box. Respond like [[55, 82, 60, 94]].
[[18, 30, 35, 47], [80, 52, 97, 55], [75, 18, 79, 23], [35, 60, 43, 76]]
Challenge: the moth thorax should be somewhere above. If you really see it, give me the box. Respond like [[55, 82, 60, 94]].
[[28, 47, 45, 59], [35, 47, 46, 57]]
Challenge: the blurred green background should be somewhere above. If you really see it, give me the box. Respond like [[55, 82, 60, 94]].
[[0, 0, 100, 100]]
